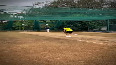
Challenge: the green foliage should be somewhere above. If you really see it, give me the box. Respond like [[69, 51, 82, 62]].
[[46, 0, 101, 8], [47, 0, 76, 8], [109, 1, 116, 8], [0, 21, 8, 30], [46, 0, 116, 8], [56, 21, 107, 31], [13, 20, 34, 30], [0, 20, 115, 31], [77, 0, 103, 8]]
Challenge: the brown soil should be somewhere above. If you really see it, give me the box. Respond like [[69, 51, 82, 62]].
[[0, 31, 116, 65]]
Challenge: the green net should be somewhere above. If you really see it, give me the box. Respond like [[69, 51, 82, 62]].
[[0, 6, 116, 20], [0, 6, 116, 31]]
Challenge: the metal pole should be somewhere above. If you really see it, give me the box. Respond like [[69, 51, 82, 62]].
[[7, 21, 14, 31], [107, 20, 110, 32], [33, 20, 41, 31]]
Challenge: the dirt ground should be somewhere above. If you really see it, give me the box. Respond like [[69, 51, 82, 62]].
[[0, 31, 116, 65]]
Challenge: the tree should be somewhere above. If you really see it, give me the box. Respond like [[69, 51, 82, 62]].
[[46, 0, 103, 8], [110, 1, 116, 8], [76, 0, 103, 8], [46, 0, 77, 8]]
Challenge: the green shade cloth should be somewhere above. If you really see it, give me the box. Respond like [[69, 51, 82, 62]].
[[0, 7, 116, 21]]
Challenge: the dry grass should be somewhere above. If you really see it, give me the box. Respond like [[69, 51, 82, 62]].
[[0, 31, 116, 65]]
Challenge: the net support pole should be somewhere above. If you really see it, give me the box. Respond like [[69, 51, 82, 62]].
[[33, 20, 41, 31], [54, 20, 62, 31], [107, 20, 110, 32], [6, 21, 14, 31]]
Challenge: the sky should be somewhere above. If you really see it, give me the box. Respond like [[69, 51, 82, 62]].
[[0, 0, 54, 6]]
